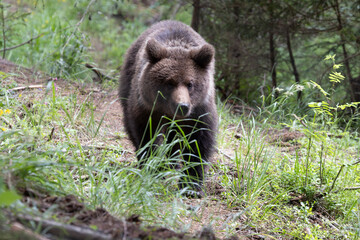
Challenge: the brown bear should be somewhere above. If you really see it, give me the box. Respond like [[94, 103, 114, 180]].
[[119, 20, 217, 197]]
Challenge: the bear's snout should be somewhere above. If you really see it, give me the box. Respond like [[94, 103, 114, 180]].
[[178, 103, 190, 116], [172, 85, 191, 117]]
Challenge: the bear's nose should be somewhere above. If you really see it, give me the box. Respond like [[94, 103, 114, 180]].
[[178, 103, 190, 116]]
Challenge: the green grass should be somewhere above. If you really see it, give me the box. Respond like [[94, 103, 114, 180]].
[[1, 79, 360, 238], [214, 103, 360, 238], [1, 1, 360, 239], [0, 79, 185, 227]]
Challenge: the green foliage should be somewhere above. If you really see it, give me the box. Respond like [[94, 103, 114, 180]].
[[0, 178, 21, 207], [1, 0, 90, 79], [0, 190, 21, 207], [307, 55, 359, 124]]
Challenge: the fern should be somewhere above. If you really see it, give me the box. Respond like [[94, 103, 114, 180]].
[[329, 71, 345, 83], [309, 80, 329, 98], [308, 54, 354, 115]]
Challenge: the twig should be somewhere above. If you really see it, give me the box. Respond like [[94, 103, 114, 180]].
[[328, 159, 360, 194], [0, 116, 12, 128], [333, 186, 360, 194], [11, 222, 50, 240], [259, 73, 266, 97], [8, 84, 44, 91], [47, 127, 55, 142], [60, 0, 96, 56], [351, 159, 360, 166], [81, 145, 131, 154], [85, 63, 117, 83], [328, 164, 344, 195], [292, 114, 307, 127], [216, 147, 234, 161], [319, 142, 324, 188], [343, 186, 360, 191], [304, 137, 312, 188], [0, 34, 43, 52]]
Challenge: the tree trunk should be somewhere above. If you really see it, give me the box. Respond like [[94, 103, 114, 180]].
[[269, 32, 277, 95], [1, 5, 6, 59], [286, 29, 301, 100], [191, 0, 200, 32], [268, 0, 277, 98], [333, 0, 360, 101]]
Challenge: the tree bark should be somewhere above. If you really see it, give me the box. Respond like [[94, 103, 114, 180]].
[[270, 32, 277, 94], [191, 0, 200, 32], [269, 0, 277, 97], [286, 29, 301, 100], [333, 0, 360, 101]]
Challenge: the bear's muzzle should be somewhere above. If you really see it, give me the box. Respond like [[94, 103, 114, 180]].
[[172, 85, 191, 117]]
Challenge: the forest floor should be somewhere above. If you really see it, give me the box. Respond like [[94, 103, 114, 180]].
[[0, 58, 312, 240]]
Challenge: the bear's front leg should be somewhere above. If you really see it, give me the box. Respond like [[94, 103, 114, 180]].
[[178, 158, 207, 198]]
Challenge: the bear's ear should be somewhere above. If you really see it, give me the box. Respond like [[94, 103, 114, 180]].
[[146, 39, 167, 64], [191, 44, 215, 68]]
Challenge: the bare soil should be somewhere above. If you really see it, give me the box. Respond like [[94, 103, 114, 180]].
[[19, 191, 189, 240]]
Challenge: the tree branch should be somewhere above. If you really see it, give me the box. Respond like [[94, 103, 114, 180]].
[[60, 0, 96, 56], [0, 34, 43, 52], [8, 84, 43, 91]]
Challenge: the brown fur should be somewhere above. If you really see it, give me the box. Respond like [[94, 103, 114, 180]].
[[119, 20, 218, 196]]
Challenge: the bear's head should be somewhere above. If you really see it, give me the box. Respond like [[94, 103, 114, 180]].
[[140, 39, 215, 118]]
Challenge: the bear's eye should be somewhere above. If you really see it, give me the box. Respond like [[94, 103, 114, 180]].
[[167, 80, 176, 87], [187, 82, 193, 90]]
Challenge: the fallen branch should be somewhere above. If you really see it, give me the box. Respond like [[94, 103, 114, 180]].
[[85, 63, 117, 83], [11, 222, 50, 240], [8, 84, 43, 92], [0, 34, 43, 52], [16, 214, 113, 240]]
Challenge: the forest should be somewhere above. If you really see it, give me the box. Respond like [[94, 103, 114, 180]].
[[0, 0, 359, 239]]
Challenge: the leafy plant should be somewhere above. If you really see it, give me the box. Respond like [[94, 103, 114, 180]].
[[271, 55, 360, 226]]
